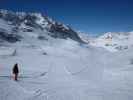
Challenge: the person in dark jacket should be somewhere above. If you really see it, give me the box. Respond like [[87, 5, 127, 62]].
[[12, 63, 19, 81]]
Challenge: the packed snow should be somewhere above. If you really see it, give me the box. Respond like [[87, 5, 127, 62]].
[[1, 37, 133, 100], [0, 9, 133, 100]]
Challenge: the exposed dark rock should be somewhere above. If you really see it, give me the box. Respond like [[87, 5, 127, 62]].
[[0, 9, 84, 43], [38, 35, 48, 40], [42, 52, 47, 55], [0, 30, 21, 43], [48, 22, 84, 43]]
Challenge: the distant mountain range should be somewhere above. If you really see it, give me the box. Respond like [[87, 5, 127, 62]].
[[88, 32, 133, 52], [0, 9, 133, 52]]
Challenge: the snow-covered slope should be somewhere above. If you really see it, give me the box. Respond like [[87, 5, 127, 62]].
[[90, 32, 133, 52], [0, 39, 108, 100], [1, 35, 133, 100], [1, 9, 133, 100], [78, 32, 93, 43]]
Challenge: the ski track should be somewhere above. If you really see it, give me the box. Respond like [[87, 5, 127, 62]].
[[0, 40, 133, 100]]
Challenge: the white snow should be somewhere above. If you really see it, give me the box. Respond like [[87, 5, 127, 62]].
[[89, 32, 133, 52], [35, 13, 49, 28], [0, 19, 13, 33], [1, 37, 133, 100], [0, 10, 133, 100]]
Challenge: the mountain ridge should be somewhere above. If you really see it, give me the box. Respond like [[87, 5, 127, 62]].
[[0, 9, 84, 43]]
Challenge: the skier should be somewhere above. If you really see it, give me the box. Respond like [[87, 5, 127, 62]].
[[12, 63, 19, 81]]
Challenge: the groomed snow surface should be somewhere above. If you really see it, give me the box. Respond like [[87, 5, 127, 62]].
[[0, 39, 133, 100]]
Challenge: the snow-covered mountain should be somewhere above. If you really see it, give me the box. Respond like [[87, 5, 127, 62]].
[[89, 32, 133, 52], [0, 9, 84, 44], [1, 9, 133, 100]]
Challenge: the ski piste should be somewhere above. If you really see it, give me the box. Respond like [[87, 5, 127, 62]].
[[0, 9, 133, 100]]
